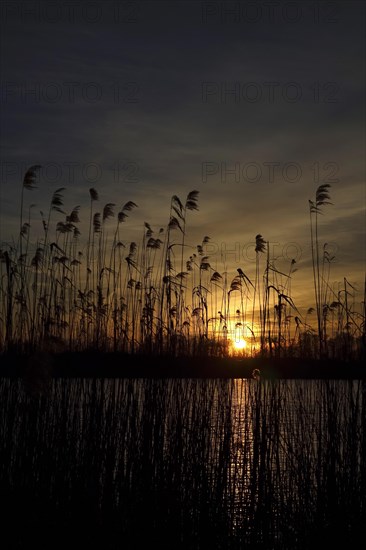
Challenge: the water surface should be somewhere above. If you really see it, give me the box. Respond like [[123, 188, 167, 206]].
[[0, 377, 365, 549]]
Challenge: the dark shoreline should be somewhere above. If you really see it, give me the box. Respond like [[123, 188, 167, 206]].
[[0, 351, 364, 379]]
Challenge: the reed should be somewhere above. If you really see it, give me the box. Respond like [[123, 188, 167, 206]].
[[0, 377, 364, 548], [0, 168, 364, 359]]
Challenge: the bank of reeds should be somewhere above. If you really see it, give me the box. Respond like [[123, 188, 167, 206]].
[[0, 378, 365, 548], [0, 166, 364, 359]]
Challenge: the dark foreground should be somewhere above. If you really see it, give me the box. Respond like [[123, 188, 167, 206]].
[[0, 351, 365, 378], [1, 377, 365, 549]]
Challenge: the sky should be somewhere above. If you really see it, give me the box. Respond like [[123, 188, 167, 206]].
[[0, 0, 365, 313]]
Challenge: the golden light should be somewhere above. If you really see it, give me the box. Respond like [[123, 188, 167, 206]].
[[232, 338, 247, 351]]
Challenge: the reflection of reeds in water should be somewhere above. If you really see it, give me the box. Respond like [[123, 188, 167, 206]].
[[0, 166, 364, 359], [0, 378, 365, 548]]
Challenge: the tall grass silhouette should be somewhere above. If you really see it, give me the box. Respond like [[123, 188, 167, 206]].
[[0, 167, 364, 359]]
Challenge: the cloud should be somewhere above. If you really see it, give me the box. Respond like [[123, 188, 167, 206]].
[[1, 0, 364, 314]]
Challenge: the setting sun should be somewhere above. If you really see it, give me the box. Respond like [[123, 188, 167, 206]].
[[233, 339, 247, 351]]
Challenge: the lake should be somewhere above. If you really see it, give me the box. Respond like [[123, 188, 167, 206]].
[[0, 377, 365, 549]]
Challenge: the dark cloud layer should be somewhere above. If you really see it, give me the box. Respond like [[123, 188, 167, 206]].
[[0, 0, 364, 311]]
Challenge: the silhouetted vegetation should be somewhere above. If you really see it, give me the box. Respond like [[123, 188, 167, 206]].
[[0, 378, 365, 549], [0, 166, 364, 360]]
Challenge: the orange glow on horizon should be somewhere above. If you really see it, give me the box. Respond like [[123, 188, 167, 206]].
[[230, 338, 248, 355], [233, 338, 247, 350]]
